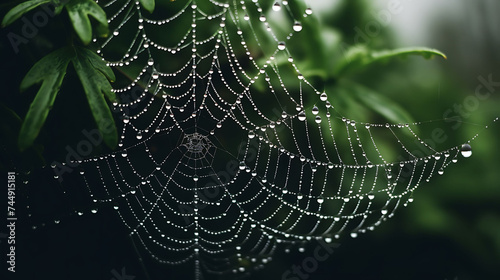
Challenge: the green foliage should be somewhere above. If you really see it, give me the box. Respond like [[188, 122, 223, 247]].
[[336, 81, 414, 125], [72, 47, 117, 148], [334, 46, 447, 77], [66, 0, 109, 44], [2, 0, 116, 151], [1, 0, 53, 27], [18, 46, 117, 151], [18, 47, 72, 151], [3, 0, 109, 44], [139, 0, 155, 13]]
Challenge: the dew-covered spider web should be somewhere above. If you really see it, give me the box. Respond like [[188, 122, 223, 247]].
[[38, 0, 495, 279]]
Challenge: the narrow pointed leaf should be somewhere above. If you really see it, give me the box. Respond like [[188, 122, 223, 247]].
[[139, 0, 155, 13], [1, 0, 51, 27], [334, 46, 447, 77], [66, 0, 108, 45], [18, 47, 73, 151], [73, 47, 117, 149], [78, 47, 117, 102], [340, 81, 414, 125]]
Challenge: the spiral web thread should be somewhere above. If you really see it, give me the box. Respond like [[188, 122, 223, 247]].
[[53, 0, 484, 278]]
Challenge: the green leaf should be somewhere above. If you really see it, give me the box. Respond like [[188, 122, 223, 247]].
[[139, 0, 155, 13], [54, 1, 65, 15], [1, 0, 52, 27], [340, 81, 414, 125], [66, 0, 108, 45], [18, 47, 73, 151], [72, 46, 117, 148], [334, 46, 447, 77], [78, 47, 116, 102]]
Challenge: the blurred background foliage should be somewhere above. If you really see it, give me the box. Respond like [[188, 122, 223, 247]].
[[0, 0, 499, 279], [260, 1, 500, 280]]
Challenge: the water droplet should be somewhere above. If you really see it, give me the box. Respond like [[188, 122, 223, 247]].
[[244, 14, 249, 21], [293, 21, 302, 32], [193, 175, 199, 182], [91, 209, 98, 214], [298, 111, 306, 121], [272, 2, 281, 11], [324, 237, 333, 243], [239, 161, 246, 170], [248, 130, 255, 139], [368, 193, 375, 200], [54, 220, 60, 224], [121, 152, 127, 157], [278, 42, 286, 50], [312, 106, 319, 115], [305, 8, 313, 15], [350, 232, 358, 238], [136, 132, 143, 140], [216, 122, 222, 128], [328, 162, 334, 169], [320, 92, 327, 101], [317, 196, 324, 204], [130, 190, 136, 195], [297, 193, 303, 200], [438, 169, 444, 175], [147, 58, 154, 66], [381, 209, 388, 215], [460, 143, 472, 158], [315, 116, 322, 124], [113, 205, 119, 210], [259, 15, 266, 22]]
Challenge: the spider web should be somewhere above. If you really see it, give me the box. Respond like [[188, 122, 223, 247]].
[[46, 0, 486, 278]]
